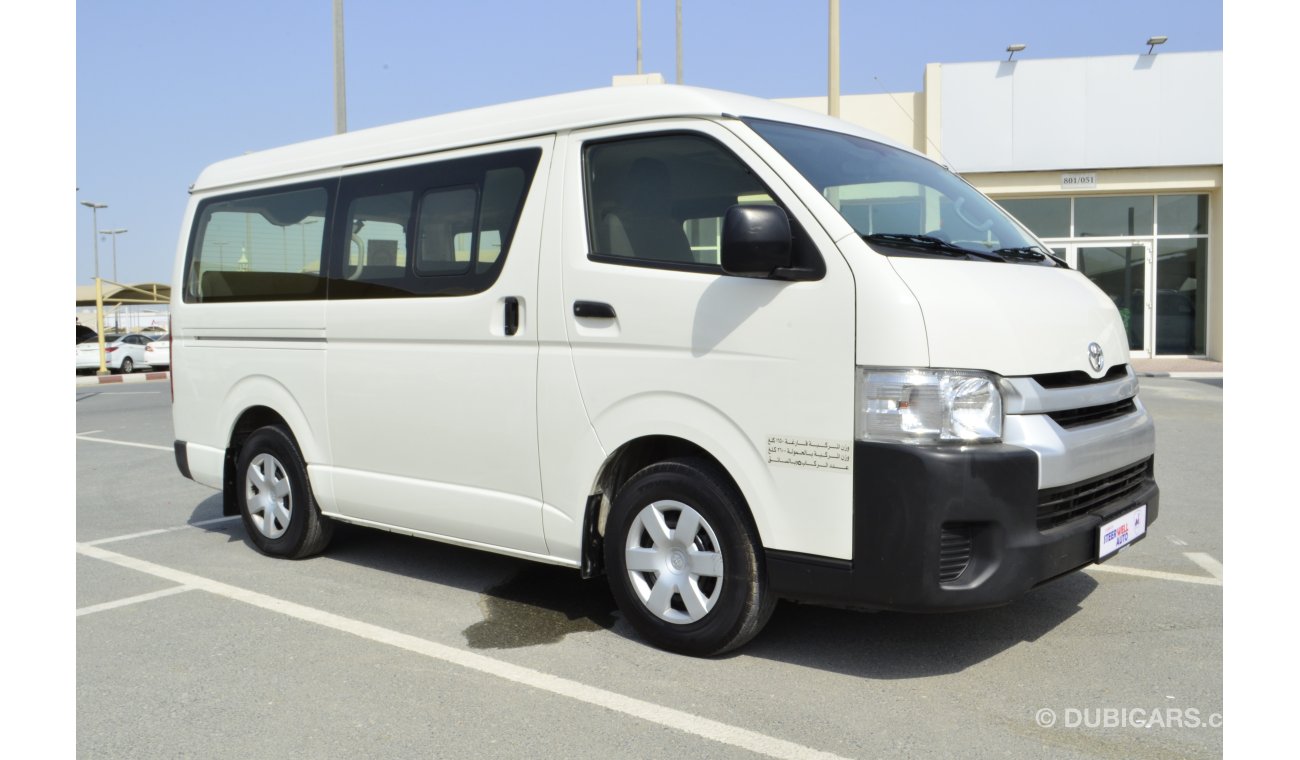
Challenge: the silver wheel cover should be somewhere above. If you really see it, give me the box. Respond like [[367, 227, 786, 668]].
[[624, 499, 724, 624], [245, 453, 292, 539]]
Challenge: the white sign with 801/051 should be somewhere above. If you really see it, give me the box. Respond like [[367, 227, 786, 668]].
[[1061, 172, 1098, 189]]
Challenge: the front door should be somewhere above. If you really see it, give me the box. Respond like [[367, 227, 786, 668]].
[[556, 120, 860, 560]]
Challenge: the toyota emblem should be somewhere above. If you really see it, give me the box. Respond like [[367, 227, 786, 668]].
[[1088, 342, 1105, 373]]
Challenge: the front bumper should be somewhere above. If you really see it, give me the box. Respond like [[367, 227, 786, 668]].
[[766, 441, 1158, 612]]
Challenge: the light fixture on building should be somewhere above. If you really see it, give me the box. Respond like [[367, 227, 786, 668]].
[[1006, 43, 1026, 62], [1146, 36, 1168, 55]]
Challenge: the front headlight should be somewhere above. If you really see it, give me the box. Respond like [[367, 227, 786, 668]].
[[855, 368, 1003, 444]]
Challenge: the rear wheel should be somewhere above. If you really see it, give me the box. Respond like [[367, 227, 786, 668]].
[[604, 458, 775, 656], [236, 426, 333, 558]]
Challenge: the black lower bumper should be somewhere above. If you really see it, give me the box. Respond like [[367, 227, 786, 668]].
[[766, 441, 1158, 612]]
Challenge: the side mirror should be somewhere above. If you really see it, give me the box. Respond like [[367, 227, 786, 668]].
[[721, 205, 792, 278]]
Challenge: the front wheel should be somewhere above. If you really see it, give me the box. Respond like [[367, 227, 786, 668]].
[[604, 459, 775, 656], [118, 357, 133, 374], [236, 426, 333, 559]]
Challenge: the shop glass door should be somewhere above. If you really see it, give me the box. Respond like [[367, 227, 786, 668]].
[[1066, 241, 1152, 355]]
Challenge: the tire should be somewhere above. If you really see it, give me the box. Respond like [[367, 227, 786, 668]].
[[235, 426, 333, 559], [603, 458, 775, 656], [118, 357, 133, 374]]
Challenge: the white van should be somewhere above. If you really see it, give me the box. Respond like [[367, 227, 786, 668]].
[[171, 86, 1157, 655]]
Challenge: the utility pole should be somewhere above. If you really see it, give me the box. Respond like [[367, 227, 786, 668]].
[[676, 0, 683, 84], [636, 0, 643, 74], [334, 0, 347, 133], [828, 0, 841, 117]]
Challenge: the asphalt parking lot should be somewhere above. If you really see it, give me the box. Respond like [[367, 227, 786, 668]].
[[76, 377, 1222, 759]]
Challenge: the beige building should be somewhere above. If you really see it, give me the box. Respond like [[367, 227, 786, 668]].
[[781, 50, 1223, 360]]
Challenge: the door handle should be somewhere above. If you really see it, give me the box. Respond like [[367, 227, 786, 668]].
[[573, 301, 617, 319], [504, 297, 520, 336]]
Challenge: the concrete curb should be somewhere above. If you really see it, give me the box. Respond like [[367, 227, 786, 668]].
[[77, 371, 170, 387]]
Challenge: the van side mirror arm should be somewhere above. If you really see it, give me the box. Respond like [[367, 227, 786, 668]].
[[769, 266, 821, 282]]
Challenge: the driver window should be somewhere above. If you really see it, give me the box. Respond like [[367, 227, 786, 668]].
[[585, 133, 776, 269]]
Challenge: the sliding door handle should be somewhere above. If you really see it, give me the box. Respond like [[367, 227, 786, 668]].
[[504, 297, 520, 336], [573, 301, 617, 319]]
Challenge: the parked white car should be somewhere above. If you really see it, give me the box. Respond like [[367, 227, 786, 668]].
[[143, 334, 170, 368], [76, 333, 153, 374]]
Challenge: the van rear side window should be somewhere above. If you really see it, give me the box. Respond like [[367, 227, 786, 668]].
[[185, 186, 331, 303], [329, 149, 540, 299]]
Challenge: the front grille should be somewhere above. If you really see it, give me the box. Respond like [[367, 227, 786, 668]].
[[939, 524, 973, 583], [1037, 457, 1154, 530], [1032, 364, 1129, 389], [1047, 399, 1137, 429]]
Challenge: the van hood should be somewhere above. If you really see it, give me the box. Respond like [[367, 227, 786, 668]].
[[887, 257, 1130, 378]]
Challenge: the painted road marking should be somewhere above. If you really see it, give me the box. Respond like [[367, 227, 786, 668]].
[[77, 543, 849, 760], [77, 585, 194, 617], [1184, 552, 1223, 579], [76, 430, 104, 435], [76, 435, 172, 452], [85, 516, 240, 547], [1086, 563, 1222, 587]]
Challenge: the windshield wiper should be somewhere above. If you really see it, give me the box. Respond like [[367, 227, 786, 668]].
[[864, 233, 1005, 262], [992, 246, 1070, 268]]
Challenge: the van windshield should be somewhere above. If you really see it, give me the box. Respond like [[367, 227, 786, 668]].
[[745, 119, 1060, 266]]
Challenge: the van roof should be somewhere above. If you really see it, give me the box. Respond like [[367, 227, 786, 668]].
[[191, 85, 913, 193]]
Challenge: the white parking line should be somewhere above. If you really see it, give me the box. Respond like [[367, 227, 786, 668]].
[[76, 585, 194, 617], [1184, 552, 1223, 579], [76, 430, 104, 435], [77, 543, 849, 760], [1086, 563, 1222, 586], [76, 435, 172, 453], [85, 516, 240, 547]]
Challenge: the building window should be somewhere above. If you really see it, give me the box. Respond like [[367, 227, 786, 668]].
[[996, 193, 1211, 356], [1074, 195, 1154, 237], [998, 198, 1070, 239]]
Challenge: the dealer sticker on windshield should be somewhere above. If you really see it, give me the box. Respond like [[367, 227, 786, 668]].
[[1098, 505, 1147, 559]]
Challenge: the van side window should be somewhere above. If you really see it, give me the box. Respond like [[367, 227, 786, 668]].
[[344, 192, 413, 283], [184, 186, 330, 302], [415, 187, 476, 276], [584, 134, 784, 272], [329, 148, 540, 299]]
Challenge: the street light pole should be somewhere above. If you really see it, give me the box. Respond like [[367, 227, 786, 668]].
[[100, 228, 127, 284], [80, 201, 106, 281], [80, 201, 109, 375], [100, 228, 127, 331]]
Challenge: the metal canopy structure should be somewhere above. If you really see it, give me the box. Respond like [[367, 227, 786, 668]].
[[75, 281, 170, 307]]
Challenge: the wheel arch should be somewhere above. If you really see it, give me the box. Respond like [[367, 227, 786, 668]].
[[579, 434, 763, 579], [217, 375, 324, 518]]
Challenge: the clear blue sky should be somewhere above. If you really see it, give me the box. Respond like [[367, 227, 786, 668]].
[[75, 0, 1222, 285]]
